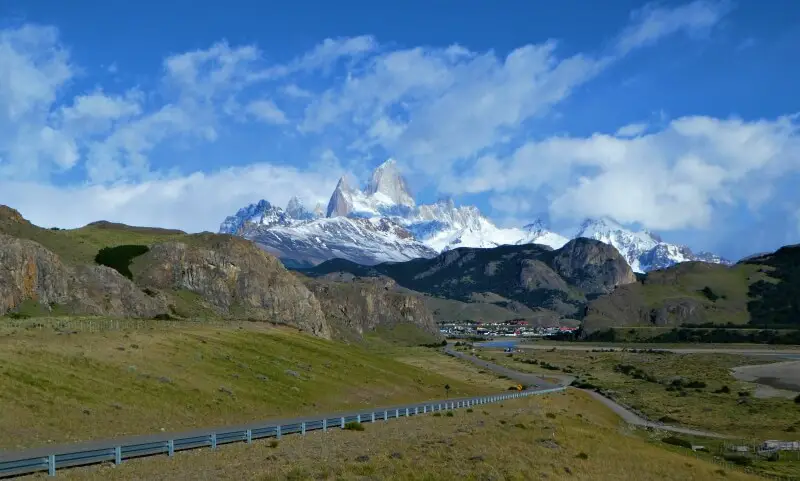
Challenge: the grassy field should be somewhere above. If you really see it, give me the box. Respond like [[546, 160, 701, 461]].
[[33, 390, 761, 481], [0, 320, 493, 451], [479, 346, 799, 440]]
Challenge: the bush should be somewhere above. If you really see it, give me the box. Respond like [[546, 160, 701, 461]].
[[269, 440, 279, 448], [445, 411, 454, 417], [94, 245, 150, 279], [795, 394, 800, 404], [661, 436, 692, 449], [432, 412, 442, 417], [685, 380, 706, 389], [344, 421, 364, 431], [722, 454, 752, 466], [714, 385, 731, 394], [576, 452, 589, 460], [466, 408, 473, 413]]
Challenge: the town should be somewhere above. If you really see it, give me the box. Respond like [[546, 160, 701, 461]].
[[437, 319, 579, 339]]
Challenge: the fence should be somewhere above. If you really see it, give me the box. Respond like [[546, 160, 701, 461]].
[[0, 387, 565, 478]]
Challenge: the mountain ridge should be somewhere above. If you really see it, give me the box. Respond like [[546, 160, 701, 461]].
[[220, 159, 729, 273]]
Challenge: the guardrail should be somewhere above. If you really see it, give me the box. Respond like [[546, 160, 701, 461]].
[[0, 387, 565, 478]]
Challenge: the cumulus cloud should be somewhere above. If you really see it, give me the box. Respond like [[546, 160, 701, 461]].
[[449, 115, 800, 231], [615, 122, 648, 137], [245, 99, 288, 124], [2, 162, 339, 231]]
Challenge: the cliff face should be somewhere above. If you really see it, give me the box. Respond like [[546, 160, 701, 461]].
[[545, 238, 637, 295], [0, 234, 167, 318], [302, 275, 441, 340], [132, 234, 331, 339]]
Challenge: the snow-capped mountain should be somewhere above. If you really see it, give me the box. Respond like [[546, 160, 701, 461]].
[[219, 158, 727, 272], [575, 218, 730, 273]]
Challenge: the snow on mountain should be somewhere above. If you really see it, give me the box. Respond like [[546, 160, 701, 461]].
[[220, 159, 727, 272], [575, 218, 731, 273]]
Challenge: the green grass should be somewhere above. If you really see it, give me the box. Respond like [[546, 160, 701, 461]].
[[486, 347, 798, 440], [0, 322, 494, 450], [55, 390, 762, 481]]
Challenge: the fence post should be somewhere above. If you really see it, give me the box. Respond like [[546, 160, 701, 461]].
[[276, 425, 281, 439], [48, 454, 56, 476], [246, 429, 252, 444], [323, 419, 327, 432], [384, 410, 388, 421], [115, 446, 122, 465], [424, 405, 427, 414], [415, 407, 419, 415], [396, 409, 399, 418], [341, 417, 345, 429], [371, 412, 376, 423], [357, 414, 361, 423], [167, 440, 175, 456], [210, 433, 217, 450], [301, 422, 306, 435], [406, 408, 409, 417]]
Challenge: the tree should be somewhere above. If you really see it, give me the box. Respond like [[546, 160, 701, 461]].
[[444, 384, 451, 399]]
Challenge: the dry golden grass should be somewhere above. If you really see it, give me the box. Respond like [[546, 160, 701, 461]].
[[393, 348, 515, 391], [41, 390, 761, 481], [0, 322, 493, 450]]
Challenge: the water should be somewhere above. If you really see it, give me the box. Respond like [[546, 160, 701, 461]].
[[475, 340, 519, 349]]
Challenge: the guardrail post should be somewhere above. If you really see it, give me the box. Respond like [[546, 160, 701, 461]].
[[396, 409, 399, 418], [210, 433, 217, 450], [323, 418, 327, 432], [384, 410, 388, 422], [340, 417, 345, 429], [357, 414, 361, 423], [168, 440, 175, 456], [301, 422, 306, 435], [48, 454, 56, 476], [276, 425, 281, 439], [406, 408, 409, 417], [423, 405, 427, 414], [371, 412, 375, 423], [246, 429, 252, 444], [415, 407, 418, 415], [115, 446, 122, 465]]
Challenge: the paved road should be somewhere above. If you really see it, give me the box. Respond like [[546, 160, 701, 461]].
[[514, 344, 800, 358], [446, 345, 730, 439]]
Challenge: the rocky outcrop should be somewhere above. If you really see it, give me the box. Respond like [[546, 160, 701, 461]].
[[132, 234, 331, 339], [0, 234, 166, 317], [302, 275, 441, 340], [545, 238, 637, 295]]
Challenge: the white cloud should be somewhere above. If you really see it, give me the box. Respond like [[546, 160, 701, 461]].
[[245, 99, 288, 124], [615, 122, 648, 137], [615, 0, 732, 54], [450, 114, 800, 231], [1, 162, 340, 231], [282, 83, 312, 98]]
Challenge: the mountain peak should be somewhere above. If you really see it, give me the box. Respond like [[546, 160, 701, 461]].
[[365, 158, 415, 207]]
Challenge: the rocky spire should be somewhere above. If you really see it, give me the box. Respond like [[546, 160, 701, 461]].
[[365, 158, 415, 207], [326, 176, 354, 218]]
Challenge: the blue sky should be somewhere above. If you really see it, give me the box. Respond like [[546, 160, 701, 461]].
[[0, 0, 798, 260]]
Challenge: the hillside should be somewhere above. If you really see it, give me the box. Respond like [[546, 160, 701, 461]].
[[305, 238, 636, 321], [583, 244, 800, 333], [0, 205, 442, 344]]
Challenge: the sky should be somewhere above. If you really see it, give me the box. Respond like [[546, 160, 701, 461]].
[[0, 0, 798, 261]]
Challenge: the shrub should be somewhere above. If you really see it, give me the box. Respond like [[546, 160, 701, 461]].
[[713, 385, 731, 394], [466, 408, 473, 413], [685, 380, 706, 389], [445, 411, 454, 417], [432, 412, 442, 417], [722, 454, 752, 466], [576, 452, 589, 460], [795, 394, 800, 404], [94, 245, 150, 279], [269, 440, 279, 448], [344, 421, 364, 431], [661, 436, 692, 449]]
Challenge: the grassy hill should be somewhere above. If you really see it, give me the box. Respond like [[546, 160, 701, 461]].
[[584, 244, 800, 336], [0, 321, 493, 450]]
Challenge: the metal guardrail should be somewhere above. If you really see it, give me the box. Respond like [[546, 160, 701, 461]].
[[0, 387, 565, 478]]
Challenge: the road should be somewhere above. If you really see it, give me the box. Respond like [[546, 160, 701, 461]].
[[513, 344, 800, 358], [446, 345, 730, 438]]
